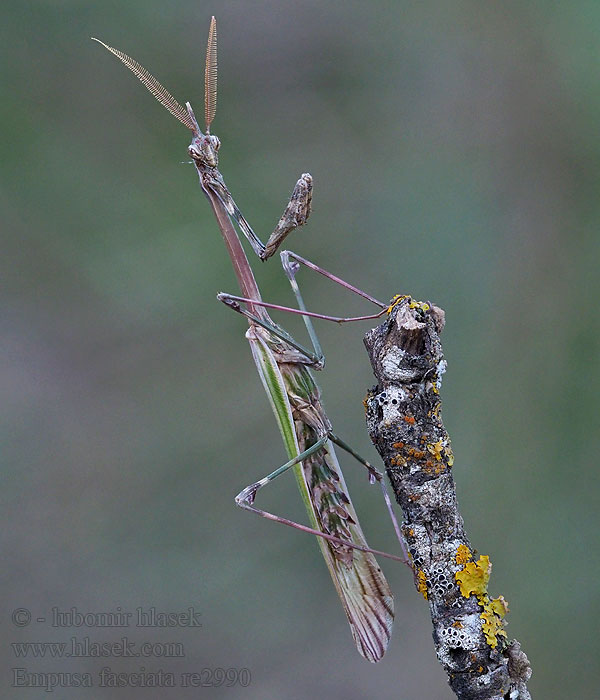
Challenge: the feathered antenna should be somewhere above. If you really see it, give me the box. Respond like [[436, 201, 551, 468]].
[[91, 37, 199, 134], [204, 16, 218, 133]]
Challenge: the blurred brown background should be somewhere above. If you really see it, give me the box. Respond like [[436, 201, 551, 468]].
[[3, 1, 599, 698]]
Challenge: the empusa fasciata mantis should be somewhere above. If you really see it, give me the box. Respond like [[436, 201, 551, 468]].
[[93, 17, 408, 662]]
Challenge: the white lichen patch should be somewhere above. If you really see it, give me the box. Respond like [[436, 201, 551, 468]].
[[435, 359, 447, 388], [436, 612, 482, 667], [381, 347, 422, 382], [375, 386, 407, 423]]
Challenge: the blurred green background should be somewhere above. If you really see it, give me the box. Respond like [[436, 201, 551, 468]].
[[3, 1, 599, 698]]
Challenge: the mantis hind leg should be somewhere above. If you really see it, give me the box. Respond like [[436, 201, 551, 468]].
[[234, 435, 406, 564]]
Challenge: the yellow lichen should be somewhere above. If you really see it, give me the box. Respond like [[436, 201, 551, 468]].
[[445, 446, 454, 466], [480, 605, 508, 649], [427, 440, 444, 461], [455, 553, 508, 648], [409, 300, 430, 312], [455, 555, 491, 598], [416, 569, 428, 599], [387, 294, 406, 314], [455, 544, 472, 565], [489, 595, 509, 618]]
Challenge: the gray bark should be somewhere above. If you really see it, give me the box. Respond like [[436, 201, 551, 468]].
[[363, 296, 532, 700]]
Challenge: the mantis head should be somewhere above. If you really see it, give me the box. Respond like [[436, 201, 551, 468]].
[[187, 102, 220, 168], [92, 16, 220, 168]]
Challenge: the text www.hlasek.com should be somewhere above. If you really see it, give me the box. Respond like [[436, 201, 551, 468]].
[[12, 636, 184, 658]]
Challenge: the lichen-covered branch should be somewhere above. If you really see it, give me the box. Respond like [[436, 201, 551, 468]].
[[363, 296, 532, 700]]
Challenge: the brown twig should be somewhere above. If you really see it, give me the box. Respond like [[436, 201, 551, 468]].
[[363, 296, 532, 699]]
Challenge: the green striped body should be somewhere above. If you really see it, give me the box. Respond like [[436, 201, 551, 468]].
[[247, 323, 394, 662]]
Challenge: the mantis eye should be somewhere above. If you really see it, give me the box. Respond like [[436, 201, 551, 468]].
[[209, 135, 221, 151]]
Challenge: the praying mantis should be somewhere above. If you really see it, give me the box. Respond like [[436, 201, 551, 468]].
[[93, 17, 407, 663]]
